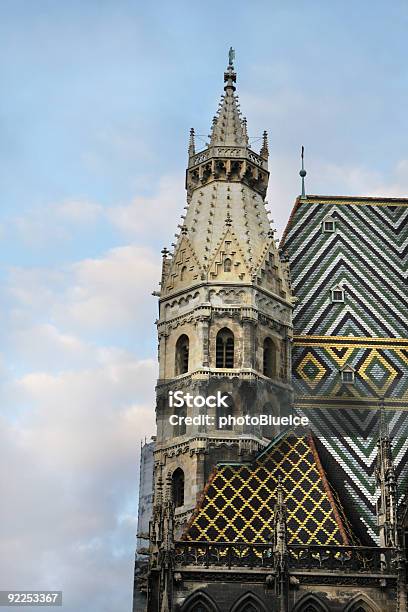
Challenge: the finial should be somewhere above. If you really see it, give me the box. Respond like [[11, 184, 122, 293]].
[[224, 48, 237, 90], [260, 130, 269, 160], [242, 117, 248, 145], [161, 247, 169, 258], [225, 212, 232, 227], [188, 128, 195, 157], [300, 145, 307, 199]]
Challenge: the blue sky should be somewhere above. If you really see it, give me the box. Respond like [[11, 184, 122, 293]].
[[1, 2, 408, 611]]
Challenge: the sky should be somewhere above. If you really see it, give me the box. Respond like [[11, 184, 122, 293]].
[[1, 1, 408, 610]]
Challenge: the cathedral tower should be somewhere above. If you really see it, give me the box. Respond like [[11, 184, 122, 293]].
[[153, 53, 293, 535]]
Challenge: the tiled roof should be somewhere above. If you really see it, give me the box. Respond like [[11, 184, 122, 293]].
[[184, 434, 358, 546]]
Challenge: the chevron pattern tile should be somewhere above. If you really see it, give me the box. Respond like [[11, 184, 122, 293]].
[[281, 196, 408, 543]]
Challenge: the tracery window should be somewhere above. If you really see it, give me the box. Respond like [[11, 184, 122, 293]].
[[175, 334, 189, 375], [216, 328, 234, 368]]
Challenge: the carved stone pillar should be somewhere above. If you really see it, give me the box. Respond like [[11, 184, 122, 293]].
[[200, 318, 210, 368], [242, 318, 256, 369]]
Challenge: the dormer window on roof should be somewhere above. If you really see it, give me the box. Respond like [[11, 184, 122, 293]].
[[323, 215, 336, 233], [331, 285, 345, 303], [341, 365, 355, 384]]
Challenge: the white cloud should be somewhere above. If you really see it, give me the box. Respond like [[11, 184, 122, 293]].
[[268, 156, 408, 239], [108, 174, 185, 244], [1, 234, 161, 610], [11, 199, 103, 248], [366, 159, 408, 197], [0, 353, 156, 611], [56, 199, 103, 223], [6, 245, 160, 337], [59, 245, 160, 332]]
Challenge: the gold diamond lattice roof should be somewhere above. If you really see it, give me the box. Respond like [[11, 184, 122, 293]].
[[184, 435, 356, 546]]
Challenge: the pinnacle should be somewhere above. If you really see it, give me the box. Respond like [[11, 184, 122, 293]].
[[210, 64, 249, 148]]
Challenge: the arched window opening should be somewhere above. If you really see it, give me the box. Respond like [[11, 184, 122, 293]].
[[216, 328, 234, 368], [241, 604, 259, 612], [181, 591, 219, 612], [172, 468, 184, 508], [216, 394, 234, 430], [294, 594, 328, 612], [180, 265, 187, 281], [175, 334, 189, 375], [231, 592, 267, 612], [224, 257, 232, 272], [263, 338, 275, 378], [345, 600, 378, 612]]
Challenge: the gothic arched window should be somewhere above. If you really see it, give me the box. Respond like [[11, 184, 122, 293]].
[[230, 592, 267, 612], [224, 257, 232, 272], [180, 265, 187, 281], [175, 334, 189, 375], [181, 591, 219, 612], [263, 337, 276, 378], [216, 328, 234, 368], [293, 594, 328, 612], [172, 468, 185, 508], [344, 597, 379, 612]]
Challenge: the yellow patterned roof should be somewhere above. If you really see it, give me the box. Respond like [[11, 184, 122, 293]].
[[185, 435, 356, 546]]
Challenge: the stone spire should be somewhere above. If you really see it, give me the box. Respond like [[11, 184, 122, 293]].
[[162, 52, 291, 301], [210, 52, 248, 147]]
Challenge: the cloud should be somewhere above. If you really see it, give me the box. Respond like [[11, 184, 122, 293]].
[[56, 199, 103, 223], [6, 245, 160, 339], [108, 174, 185, 245], [1, 236, 161, 610], [366, 159, 408, 198], [269, 156, 408, 238], [11, 199, 103, 248], [0, 353, 156, 611]]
